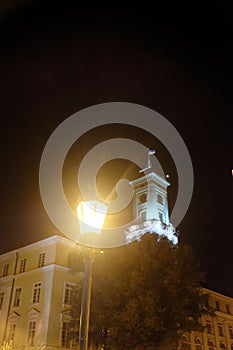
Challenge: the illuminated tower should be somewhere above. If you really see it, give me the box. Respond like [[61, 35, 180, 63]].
[[125, 149, 178, 244]]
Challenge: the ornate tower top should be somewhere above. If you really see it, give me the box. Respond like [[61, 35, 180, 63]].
[[125, 149, 178, 245]]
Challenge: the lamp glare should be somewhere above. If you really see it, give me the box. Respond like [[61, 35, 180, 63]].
[[77, 200, 108, 235]]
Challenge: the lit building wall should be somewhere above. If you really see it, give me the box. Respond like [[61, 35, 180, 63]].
[[180, 288, 233, 350], [126, 170, 178, 244], [130, 172, 170, 224], [0, 235, 83, 349]]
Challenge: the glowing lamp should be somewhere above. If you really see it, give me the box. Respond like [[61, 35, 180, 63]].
[[77, 200, 108, 236]]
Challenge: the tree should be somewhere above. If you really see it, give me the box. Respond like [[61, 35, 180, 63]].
[[71, 233, 208, 349]]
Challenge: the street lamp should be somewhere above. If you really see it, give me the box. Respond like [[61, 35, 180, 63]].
[[77, 200, 108, 350]]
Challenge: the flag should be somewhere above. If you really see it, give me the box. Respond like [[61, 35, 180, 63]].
[[148, 149, 156, 155]]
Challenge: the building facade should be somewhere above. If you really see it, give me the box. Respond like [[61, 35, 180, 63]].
[[0, 235, 83, 349], [0, 235, 233, 350], [181, 288, 233, 350]]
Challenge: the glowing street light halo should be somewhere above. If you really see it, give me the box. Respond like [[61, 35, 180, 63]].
[[76, 200, 108, 247], [39, 102, 194, 248], [77, 200, 108, 234]]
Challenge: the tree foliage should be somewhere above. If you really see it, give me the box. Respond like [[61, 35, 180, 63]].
[[71, 233, 207, 349]]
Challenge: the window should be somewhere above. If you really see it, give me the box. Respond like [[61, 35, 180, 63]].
[[139, 193, 147, 204], [140, 210, 147, 223], [38, 252, 45, 268], [220, 341, 226, 349], [32, 282, 41, 303], [207, 339, 214, 350], [229, 325, 233, 339], [157, 194, 163, 204], [216, 301, 220, 311], [19, 258, 26, 273], [158, 211, 163, 222], [8, 323, 16, 342], [64, 283, 73, 304], [206, 320, 213, 334], [27, 321, 36, 346], [13, 287, 22, 307], [0, 291, 4, 310], [226, 304, 231, 314], [61, 321, 70, 347], [194, 337, 202, 350], [181, 336, 191, 350], [218, 323, 224, 337], [2, 264, 9, 277]]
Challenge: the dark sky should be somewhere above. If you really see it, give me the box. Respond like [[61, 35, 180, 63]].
[[0, 2, 232, 296]]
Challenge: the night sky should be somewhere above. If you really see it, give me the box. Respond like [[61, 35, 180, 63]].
[[0, 2, 232, 296]]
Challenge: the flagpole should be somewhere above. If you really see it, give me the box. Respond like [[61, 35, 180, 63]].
[[147, 150, 151, 168], [139, 148, 156, 173]]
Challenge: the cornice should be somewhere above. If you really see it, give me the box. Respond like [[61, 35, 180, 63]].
[[130, 171, 170, 188], [202, 288, 233, 302], [0, 235, 76, 258]]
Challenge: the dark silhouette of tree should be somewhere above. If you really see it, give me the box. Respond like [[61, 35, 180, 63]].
[[71, 233, 209, 349]]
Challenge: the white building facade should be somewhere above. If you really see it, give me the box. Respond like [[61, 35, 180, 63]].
[[125, 169, 178, 245], [0, 235, 82, 349]]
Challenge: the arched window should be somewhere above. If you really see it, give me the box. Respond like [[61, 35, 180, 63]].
[[181, 336, 191, 350], [208, 339, 214, 350], [220, 341, 226, 349], [194, 337, 202, 350]]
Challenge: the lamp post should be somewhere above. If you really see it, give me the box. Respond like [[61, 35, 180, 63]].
[[77, 201, 107, 350]]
